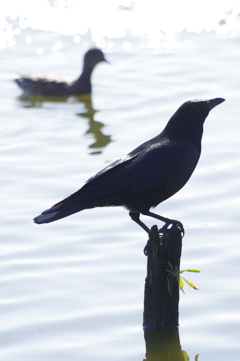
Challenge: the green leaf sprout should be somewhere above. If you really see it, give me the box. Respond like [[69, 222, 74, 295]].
[[167, 262, 200, 294]]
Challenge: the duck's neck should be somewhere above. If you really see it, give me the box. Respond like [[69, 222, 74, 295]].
[[82, 62, 95, 77], [69, 66, 93, 94]]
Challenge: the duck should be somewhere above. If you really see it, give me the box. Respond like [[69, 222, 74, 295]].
[[15, 48, 108, 97]]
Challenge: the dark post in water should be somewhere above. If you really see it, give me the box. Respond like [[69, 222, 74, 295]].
[[143, 224, 182, 328], [143, 225, 184, 360]]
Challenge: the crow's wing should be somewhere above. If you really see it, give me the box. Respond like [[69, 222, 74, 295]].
[[85, 141, 200, 194], [86, 136, 161, 183], [33, 140, 199, 224]]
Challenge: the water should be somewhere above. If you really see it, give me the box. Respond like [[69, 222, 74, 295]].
[[1, 1, 240, 360]]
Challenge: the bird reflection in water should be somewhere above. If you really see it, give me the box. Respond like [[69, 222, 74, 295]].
[[16, 94, 112, 155], [76, 95, 111, 155]]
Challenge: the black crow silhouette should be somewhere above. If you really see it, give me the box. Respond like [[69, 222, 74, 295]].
[[34, 98, 225, 234]]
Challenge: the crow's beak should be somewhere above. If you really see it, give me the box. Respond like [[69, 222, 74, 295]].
[[207, 98, 225, 110]]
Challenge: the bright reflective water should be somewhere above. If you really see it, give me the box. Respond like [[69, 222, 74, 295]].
[[1, 1, 240, 361]]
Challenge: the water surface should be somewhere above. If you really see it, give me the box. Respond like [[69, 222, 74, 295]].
[[1, 2, 240, 360]]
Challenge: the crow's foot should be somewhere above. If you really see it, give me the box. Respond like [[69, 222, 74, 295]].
[[159, 220, 184, 238]]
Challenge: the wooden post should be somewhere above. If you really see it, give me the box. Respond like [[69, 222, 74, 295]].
[[143, 224, 184, 360], [143, 224, 183, 328]]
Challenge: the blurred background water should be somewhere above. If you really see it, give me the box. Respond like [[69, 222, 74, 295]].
[[1, 0, 240, 360]]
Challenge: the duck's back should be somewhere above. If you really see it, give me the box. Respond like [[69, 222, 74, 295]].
[[15, 77, 68, 96]]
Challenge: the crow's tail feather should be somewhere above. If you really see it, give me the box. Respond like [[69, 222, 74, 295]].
[[33, 190, 97, 224]]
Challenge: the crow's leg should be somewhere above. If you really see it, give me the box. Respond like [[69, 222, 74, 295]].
[[129, 211, 150, 233], [143, 211, 185, 237], [129, 211, 152, 255]]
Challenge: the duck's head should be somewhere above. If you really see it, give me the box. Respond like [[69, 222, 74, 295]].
[[84, 48, 108, 70]]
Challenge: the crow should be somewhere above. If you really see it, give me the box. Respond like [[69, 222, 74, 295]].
[[15, 48, 108, 97], [34, 98, 225, 234]]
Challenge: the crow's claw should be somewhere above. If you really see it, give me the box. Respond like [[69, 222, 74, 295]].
[[175, 220, 185, 237], [159, 219, 184, 238], [159, 223, 168, 237], [143, 243, 149, 256]]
